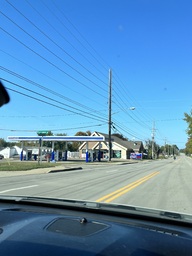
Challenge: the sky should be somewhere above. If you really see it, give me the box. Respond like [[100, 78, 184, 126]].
[[0, 0, 191, 149]]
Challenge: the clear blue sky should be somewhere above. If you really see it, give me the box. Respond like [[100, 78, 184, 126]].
[[1, 0, 191, 149]]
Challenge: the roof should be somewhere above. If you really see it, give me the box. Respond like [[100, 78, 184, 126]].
[[79, 131, 144, 151], [96, 132, 143, 151]]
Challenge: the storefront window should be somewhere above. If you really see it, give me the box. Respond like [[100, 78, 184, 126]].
[[113, 150, 121, 158]]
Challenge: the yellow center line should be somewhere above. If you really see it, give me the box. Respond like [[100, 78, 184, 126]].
[[96, 171, 159, 203]]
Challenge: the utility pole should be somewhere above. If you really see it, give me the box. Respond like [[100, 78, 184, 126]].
[[164, 138, 167, 156], [108, 69, 112, 161], [151, 122, 155, 159]]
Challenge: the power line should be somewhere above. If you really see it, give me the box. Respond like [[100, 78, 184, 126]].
[[46, 0, 109, 72], [113, 119, 150, 140], [111, 80, 152, 131], [111, 97, 152, 131], [0, 26, 106, 99], [0, 123, 105, 133], [4, 1, 108, 90], [112, 72, 155, 122], [112, 88, 153, 129], [25, 0, 107, 80], [0, 10, 107, 97], [112, 123, 144, 141], [1, 1, 172, 146], [0, 66, 109, 118], [2, 1, 152, 140], [3, 79, 108, 123], [0, 50, 105, 105]]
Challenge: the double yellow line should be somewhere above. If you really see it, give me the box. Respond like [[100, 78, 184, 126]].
[[96, 171, 159, 203]]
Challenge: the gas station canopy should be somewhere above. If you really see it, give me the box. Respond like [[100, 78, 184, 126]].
[[7, 136, 105, 142]]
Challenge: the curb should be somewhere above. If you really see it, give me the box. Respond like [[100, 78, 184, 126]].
[[119, 161, 139, 165], [48, 167, 83, 173]]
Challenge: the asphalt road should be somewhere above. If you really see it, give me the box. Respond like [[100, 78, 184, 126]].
[[0, 155, 192, 214]]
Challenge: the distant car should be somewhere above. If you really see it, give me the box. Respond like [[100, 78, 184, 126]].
[[0, 154, 4, 160]]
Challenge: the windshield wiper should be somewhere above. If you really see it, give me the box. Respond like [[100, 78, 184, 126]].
[[160, 211, 182, 219]]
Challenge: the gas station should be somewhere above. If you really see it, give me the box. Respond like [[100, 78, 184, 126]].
[[7, 132, 105, 163]]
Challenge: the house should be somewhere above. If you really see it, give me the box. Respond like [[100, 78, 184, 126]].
[[79, 131, 145, 160]]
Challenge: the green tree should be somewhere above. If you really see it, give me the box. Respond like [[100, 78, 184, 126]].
[[37, 132, 68, 150], [145, 139, 161, 159], [54, 133, 67, 151], [38, 131, 53, 148], [185, 140, 192, 155], [183, 110, 192, 155], [0, 138, 8, 147], [70, 131, 91, 151], [0, 138, 15, 148], [112, 133, 128, 141], [184, 110, 192, 137]]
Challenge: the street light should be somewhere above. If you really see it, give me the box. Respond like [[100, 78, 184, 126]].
[[112, 107, 136, 115]]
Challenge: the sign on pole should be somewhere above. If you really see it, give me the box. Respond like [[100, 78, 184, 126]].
[[37, 131, 50, 136]]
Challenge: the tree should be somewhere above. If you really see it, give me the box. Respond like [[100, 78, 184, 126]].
[[39, 131, 53, 148], [70, 131, 91, 151], [0, 138, 9, 147], [0, 138, 15, 148], [184, 110, 192, 137], [185, 140, 192, 155], [34, 130, 92, 152], [54, 133, 67, 151], [112, 133, 128, 141], [145, 139, 161, 159], [73, 130, 91, 136], [37, 132, 68, 151], [164, 144, 179, 156], [183, 110, 192, 155]]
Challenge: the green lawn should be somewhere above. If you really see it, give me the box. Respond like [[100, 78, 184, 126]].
[[0, 161, 59, 171]]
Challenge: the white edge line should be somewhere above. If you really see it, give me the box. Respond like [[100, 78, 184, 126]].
[[0, 185, 38, 194]]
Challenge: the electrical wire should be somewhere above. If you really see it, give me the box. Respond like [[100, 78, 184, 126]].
[[113, 72, 155, 121], [112, 123, 144, 141], [0, 123, 106, 133], [0, 66, 109, 119], [0, 10, 107, 97], [0, 50, 105, 105], [2, 79, 108, 123], [111, 114, 150, 140], [45, 0, 109, 72], [4, 1, 108, 90], [1, 1, 179, 147], [112, 86, 153, 130], [25, 0, 108, 80]]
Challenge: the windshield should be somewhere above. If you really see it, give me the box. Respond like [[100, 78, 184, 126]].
[[0, 0, 192, 218]]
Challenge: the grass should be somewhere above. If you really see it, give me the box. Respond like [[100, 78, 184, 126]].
[[0, 161, 60, 171]]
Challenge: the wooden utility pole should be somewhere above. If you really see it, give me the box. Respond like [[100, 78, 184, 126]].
[[151, 122, 155, 159], [108, 69, 112, 161]]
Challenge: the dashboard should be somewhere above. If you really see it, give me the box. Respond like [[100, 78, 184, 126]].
[[0, 199, 192, 255]]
